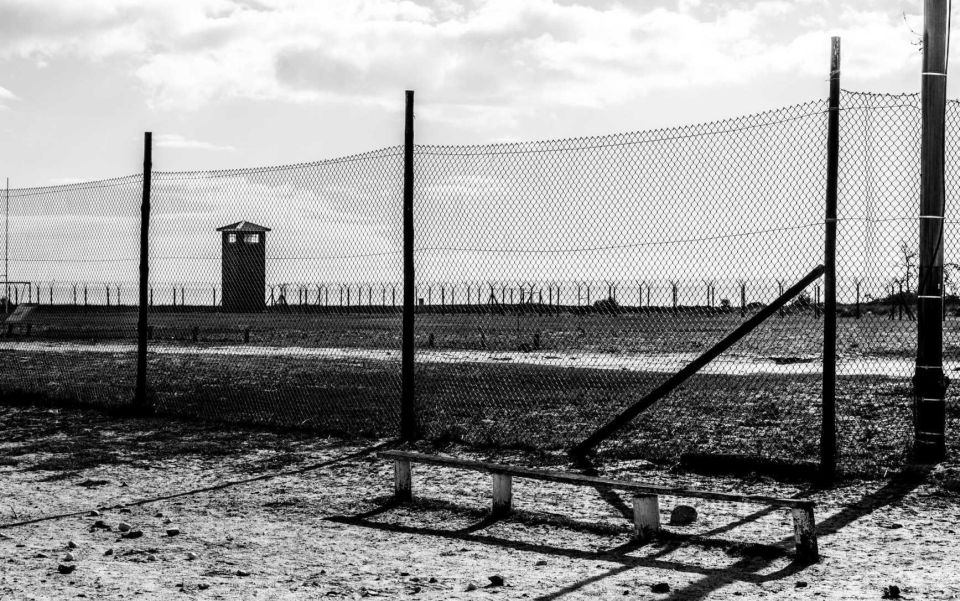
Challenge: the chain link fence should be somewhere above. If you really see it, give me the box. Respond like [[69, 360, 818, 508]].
[[413, 100, 828, 471], [0, 91, 954, 477]]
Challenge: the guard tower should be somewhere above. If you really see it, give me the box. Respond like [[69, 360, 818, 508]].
[[217, 221, 270, 312]]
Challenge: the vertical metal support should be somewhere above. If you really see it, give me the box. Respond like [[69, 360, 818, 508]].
[[491, 473, 512, 517], [632, 494, 660, 542], [855, 281, 861, 319], [401, 90, 418, 442], [135, 132, 152, 411], [822, 37, 840, 483], [915, 0, 950, 462], [4, 177, 8, 315], [394, 459, 412, 502]]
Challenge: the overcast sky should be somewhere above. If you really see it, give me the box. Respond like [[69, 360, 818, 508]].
[[0, 0, 952, 186]]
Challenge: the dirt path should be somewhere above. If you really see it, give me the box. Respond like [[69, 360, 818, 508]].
[[1, 404, 958, 600], [0, 340, 922, 376]]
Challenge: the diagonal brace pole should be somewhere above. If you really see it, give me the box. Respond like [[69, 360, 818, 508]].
[[571, 264, 825, 456]]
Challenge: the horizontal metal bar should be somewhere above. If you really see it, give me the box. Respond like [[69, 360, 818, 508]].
[[920, 215, 945, 219], [922, 72, 948, 76], [918, 397, 946, 403], [918, 295, 942, 299], [916, 431, 946, 438]]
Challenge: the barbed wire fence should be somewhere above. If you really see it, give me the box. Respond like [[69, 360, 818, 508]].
[[0, 89, 952, 477]]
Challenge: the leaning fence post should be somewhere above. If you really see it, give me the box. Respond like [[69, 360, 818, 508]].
[[822, 36, 840, 483], [401, 90, 418, 442], [135, 131, 152, 411]]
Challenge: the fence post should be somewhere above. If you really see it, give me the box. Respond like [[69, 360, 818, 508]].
[[915, 0, 950, 462], [855, 280, 861, 319], [822, 37, 840, 483], [135, 131, 152, 411], [401, 90, 418, 441]]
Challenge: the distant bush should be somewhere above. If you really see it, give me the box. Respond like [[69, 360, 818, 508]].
[[593, 297, 620, 313]]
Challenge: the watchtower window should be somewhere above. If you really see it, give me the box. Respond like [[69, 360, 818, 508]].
[[244, 233, 260, 244], [228, 233, 237, 243]]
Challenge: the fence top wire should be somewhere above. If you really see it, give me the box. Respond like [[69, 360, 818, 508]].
[[6, 174, 142, 198], [415, 99, 827, 157], [151, 145, 403, 180]]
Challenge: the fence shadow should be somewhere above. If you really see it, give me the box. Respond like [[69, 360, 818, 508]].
[[327, 467, 930, 600]]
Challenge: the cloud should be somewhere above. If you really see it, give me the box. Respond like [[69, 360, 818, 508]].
[[0, 0, 936, 117], [0, 84, 17, 109], [155, 133, 236, 151]]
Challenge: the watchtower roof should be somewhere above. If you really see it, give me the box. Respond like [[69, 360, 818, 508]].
[[216, 221, 271, 232]]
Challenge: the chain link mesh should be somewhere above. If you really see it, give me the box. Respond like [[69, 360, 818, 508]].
[[413, 100, 828, 469], [0, 175, 142, 407], [0, 91, 954, 476]]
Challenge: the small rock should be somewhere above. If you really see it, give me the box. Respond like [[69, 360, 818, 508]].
[[146, 554, 157, 562], [669, 505, 698, 526], [67, 541, 77, 549], [91, 520, 110, 530], [883, 585, 901, 599], [197, 584, 209, 590], [651, 582, 671, 594], [121, 530, 143, 540], [464, 582, 478, 592], [166, 528, 180, 537], [163, 518, 172, 525], [117, 522, 131, 532], [428, 577, 437, 584], [104, 549, 113, 556], [34, 553, 49, 559], [88, 510, 100, 517], [535, 560, 548, 566], [154, 512, 164, 518], [63, 552, 76, 562], [796, 581, 808, 588], [236, 570, 250, 577], [488, 575, 504, 587], [57, 564, 76, 575], [185, 552, 198, 561]]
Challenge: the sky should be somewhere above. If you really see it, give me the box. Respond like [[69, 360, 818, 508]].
[[0, 0, 951, 298], [0, 0, 951, 185]]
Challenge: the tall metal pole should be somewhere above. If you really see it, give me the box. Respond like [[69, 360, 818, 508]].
[[915, 0, 950, 462], [821, 37, 840, 483], [4, 177, 8, 314], [135, 132, 152, 411], [401, 91, 418, 441]]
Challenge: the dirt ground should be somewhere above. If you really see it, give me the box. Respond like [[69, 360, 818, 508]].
[[1, 403, 959, 600]]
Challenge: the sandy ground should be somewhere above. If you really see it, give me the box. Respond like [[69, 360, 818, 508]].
[[1, 404, 959, 600]]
